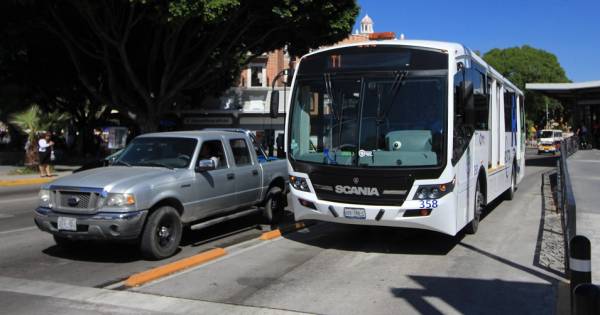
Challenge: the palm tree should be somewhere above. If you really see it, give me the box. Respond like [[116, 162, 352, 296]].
[[9, 105, 69, 166]]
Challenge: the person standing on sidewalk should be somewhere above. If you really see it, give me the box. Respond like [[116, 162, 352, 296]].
[[38, 132, 54, 177]]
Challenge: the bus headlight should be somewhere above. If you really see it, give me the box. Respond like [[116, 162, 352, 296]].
[[414, 179, 455, 200], [290, 175, 310, 192]]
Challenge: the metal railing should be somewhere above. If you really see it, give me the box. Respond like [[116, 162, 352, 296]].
[[556, 137, 600, 314]]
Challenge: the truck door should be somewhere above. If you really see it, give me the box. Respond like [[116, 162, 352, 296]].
[[229, 138, 261, 207], [192, 139, 237, 219]]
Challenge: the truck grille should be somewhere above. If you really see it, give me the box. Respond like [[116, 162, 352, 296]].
[[59, 192, 91, 209], [50, 187, 102, 213]]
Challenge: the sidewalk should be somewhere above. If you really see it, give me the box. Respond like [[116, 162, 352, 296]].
[[0, 165, 79, 187], [567, 149, 600, 284]]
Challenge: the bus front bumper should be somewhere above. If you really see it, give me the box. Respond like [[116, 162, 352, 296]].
[[290, 192, 459, 236]]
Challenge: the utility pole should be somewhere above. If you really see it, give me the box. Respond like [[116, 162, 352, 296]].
[[546, 103, 549, 128]]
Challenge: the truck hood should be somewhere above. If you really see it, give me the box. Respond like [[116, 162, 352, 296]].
[[48, 166, 179, 192]]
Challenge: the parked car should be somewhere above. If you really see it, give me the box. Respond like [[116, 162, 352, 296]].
[[537, 129, 563, 154], [34, 130, 288, 259]]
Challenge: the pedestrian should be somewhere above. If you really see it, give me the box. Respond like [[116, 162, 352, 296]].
[[38, 132, 54, 177]]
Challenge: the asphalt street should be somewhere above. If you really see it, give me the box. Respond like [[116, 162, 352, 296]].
[[0, 150, 564, 314]]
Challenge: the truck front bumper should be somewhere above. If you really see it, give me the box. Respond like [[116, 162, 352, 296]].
[[34, 207, 147, 241]]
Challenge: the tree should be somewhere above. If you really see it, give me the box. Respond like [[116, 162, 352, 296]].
[[9, 105, 69, 165], [31, 0, 359, 132], [483, 45, 570, 127]]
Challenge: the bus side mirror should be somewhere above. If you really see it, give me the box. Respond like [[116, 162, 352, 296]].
[[270, 90, 279, 118]]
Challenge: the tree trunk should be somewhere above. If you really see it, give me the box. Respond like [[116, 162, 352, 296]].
[[138, 111, 159, 134], [24, 139, 39, 167]]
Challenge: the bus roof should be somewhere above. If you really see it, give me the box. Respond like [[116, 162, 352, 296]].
[[301, 39, 523, 96]]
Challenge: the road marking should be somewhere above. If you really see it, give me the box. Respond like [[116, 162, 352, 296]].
[[0, 276, 308, 314], [0, 226, 37, 235], [124, 248, 227, 287], [0, 213, 14, 219], [0, 196, 38, 204]]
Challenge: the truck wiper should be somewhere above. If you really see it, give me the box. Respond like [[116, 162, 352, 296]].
[[137, 162, 173, 170], [113, 160, 131, 167]]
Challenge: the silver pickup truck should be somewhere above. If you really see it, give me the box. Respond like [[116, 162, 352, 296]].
[[34, 130, 288, 259]]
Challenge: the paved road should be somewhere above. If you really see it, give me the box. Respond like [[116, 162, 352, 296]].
[[0, 151, 564, 314]]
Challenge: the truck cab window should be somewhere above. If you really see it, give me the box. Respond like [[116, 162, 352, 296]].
[[230, 139, 252, 166], [198, 140, 228, 169]]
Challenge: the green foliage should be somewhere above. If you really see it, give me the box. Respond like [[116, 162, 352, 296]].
[[6, 0, 359, 132], [9, 105, 70, 141], [483, 45, 570, 126]]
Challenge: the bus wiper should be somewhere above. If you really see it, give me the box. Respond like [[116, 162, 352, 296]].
[[323, 72, 338, 121], [378, 70, 409, 122]]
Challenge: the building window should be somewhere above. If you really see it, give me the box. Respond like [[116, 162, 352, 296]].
[[250, 65, 265, 87]]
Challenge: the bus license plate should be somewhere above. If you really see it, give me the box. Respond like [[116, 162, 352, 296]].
[[57, 217, 77, 231], [344, 208, 366, 219]]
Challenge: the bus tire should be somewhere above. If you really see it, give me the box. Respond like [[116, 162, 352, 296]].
[[263, 186, 284, 224], [504, 166, 517, 201], [140, 206, 182, 260], [465, 180, 484, 234]]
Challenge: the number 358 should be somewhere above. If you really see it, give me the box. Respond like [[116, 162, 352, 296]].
[[419, 200, 438, 208]]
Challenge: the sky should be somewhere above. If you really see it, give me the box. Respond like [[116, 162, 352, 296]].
[[354, 0, 600, 82]]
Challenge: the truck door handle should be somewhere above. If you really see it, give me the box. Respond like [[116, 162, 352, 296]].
[[227, 173, 235, 180], [252, 170, 258, 175]]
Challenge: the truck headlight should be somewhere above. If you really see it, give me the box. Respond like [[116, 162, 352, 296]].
[[39, 189, 52, 208], [289, 175, 310, 192], [104, 193, 135, 207], [413, 179, 455, 200]]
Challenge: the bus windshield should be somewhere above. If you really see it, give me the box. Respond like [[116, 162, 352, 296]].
[[289, 48, 448, 168]]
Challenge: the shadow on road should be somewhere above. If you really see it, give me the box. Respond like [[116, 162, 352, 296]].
[[390, 275, 555, 314], [525, 154, 558, 167], [40, 212, 278, 263]]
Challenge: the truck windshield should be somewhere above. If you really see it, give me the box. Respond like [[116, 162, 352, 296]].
[[289, 73, 447, 168], [116, 137, 197, 169], [540, 131, 553, 138]]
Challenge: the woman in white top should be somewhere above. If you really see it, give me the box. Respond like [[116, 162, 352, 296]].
[[38, 132, 54, 177]]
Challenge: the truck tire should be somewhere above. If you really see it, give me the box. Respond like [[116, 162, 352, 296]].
[[465, 180, 484, 234], [140, 206, 182, 260], [263, 186, 284, 224]]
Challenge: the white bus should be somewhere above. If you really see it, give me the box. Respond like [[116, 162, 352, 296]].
[[271, 38, 525, 235]]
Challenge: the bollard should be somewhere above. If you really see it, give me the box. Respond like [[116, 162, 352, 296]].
[[573, 284, 600, 315], [570, 235, 592, 311]]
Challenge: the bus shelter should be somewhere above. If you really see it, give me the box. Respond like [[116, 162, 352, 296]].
[[526, 81, 600, 148]]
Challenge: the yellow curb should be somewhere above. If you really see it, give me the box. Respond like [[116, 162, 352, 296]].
[[259, 221, 308, 241], [0, 178, 53, 187], [260, 229, 282, 240], [124, 248, 227, 287]]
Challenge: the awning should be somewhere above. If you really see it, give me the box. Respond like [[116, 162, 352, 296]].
[[526, 81, 600, 105]]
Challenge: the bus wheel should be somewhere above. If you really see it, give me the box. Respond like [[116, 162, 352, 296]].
[[505, 166, 517, 201], [466, 180, 484, 234]]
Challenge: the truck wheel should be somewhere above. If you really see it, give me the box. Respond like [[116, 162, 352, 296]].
[[140, 206, 182, 260], [263, 187, 284, 224], [465, 180, 484, 234]]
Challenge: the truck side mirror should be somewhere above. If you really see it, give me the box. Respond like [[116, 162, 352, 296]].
[[270, 90, 279, 119], [195, 159, 215, 172]]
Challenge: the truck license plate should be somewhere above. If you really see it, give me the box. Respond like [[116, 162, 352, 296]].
[[57, 217, 77, 231], [344, 208, 366, 219]]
